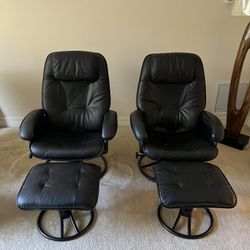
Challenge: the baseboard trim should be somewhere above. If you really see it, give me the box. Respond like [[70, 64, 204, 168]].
[[1, 114, 248, 129], [0, 116, 22, 128], [215, 112, 250, 128], [0, 116, 131, 128], [118, 116, 130, 126]]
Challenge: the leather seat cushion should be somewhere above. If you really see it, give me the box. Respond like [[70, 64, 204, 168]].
[[154, 162, 237, 208], [17, 162, 100, 210], [30, 131, 105, 160], [143, 130, 218, 161]]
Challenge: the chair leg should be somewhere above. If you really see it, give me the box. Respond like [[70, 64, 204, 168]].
[[70, 214, 80, 233], [83, 155, 108, 178], [157, 204, 214, 239], [37, 210, 94, 241], [187, 211, 192, 236], [60, 212, 64, 238], [172, 210, 182, 230], [99, 155, 108, 178], [136, 153, 158, 182]]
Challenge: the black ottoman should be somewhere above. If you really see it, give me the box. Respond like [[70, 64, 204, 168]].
[[154, 162, 237, 239], [17, 162, 101, 241]]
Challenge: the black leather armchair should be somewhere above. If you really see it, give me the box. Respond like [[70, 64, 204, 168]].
[[130, 53, 224, 181], [20, 51, 117, 176]]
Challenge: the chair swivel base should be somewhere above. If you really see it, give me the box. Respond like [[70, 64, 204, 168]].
[[158, 204, 213, 239], [136, 153, 158, 182], [99, 155, 108, 178], [37, 210, 94, 242]]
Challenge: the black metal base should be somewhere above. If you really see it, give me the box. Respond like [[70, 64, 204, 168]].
[[37, 210, 94, 241], [157, 204, 213, 239], [99, 155, 108, 178], [221, 132, 249, 150], [136, 153, 158, 182]]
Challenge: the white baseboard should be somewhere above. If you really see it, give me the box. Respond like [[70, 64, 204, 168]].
[[1, 114, 248, 128], [215, 112, 250, 128], [118, 116, 130, 126], [0, 116, 131, 128], [0, 116, 22, 128]]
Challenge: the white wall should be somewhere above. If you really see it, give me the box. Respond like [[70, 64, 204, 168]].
[[0, 0, 249, 126]]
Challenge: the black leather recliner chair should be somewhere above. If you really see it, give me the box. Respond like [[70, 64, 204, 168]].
[[130, 53, 224, 181], [19, 51, 117, 176]]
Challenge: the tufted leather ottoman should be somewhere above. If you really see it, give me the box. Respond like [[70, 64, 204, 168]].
[[17, 162, 100, 241], [154, 162, 237, 239]]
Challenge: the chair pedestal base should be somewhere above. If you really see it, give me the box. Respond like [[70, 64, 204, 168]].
[[99, 155, 108, 178], [221, 132, 249, 150], [136, 153, 157, 182], [37, 210, 94, 242], [157, 204, 213, 239]]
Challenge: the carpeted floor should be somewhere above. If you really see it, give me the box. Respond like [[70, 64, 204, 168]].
[[0, 126, 249, 250]]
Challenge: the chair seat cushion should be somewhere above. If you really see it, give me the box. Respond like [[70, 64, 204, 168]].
[[143, 130, 218, 161], [30, 131, 105, 160], [154, 162, 237, 209], [17, 162, 101, 210]]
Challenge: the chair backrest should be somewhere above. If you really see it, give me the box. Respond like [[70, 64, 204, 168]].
[[42, 51, 110, 132], [137, 53, 206, 133]]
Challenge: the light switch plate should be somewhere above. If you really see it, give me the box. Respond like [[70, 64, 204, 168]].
[[224, 0, 233, 4]]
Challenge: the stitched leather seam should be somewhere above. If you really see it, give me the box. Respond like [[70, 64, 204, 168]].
[[37, 168, 50, 207], [73, 169, 81, 207]]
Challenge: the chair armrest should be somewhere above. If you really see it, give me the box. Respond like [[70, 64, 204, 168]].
[[19, 109, 47, 141], [199, 111, 224, 144], [102, 110, 118, 140], [130, 110, 148, 142]]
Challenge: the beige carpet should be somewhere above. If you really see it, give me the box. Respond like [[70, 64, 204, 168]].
[[0, 127, 249, 250]]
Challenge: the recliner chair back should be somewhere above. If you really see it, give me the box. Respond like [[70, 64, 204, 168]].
[[137, 53, 206, 133], [42, 51, 110, 132]]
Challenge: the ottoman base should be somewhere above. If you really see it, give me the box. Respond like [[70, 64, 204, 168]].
[[37, 210, 94, 242], [17, 162, 101, 241], [158, 204, 213, 239]]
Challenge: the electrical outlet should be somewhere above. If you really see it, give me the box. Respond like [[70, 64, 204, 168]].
[[224, 0, 233, 4]]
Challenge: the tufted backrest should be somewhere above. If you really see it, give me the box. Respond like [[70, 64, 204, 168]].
[[137, 53, 206, 133], [42, 51, 110, 132]]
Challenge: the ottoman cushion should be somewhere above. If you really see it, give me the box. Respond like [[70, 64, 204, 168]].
[[17, 162, 100, 210], [154, 162, 237, 208]]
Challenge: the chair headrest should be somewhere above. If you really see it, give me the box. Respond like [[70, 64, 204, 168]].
[[44, 51, 104, 82], [143, 53, 202, 84]]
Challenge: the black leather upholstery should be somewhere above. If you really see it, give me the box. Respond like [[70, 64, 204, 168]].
[[102, 110, 118, 140], [199, 111, 224, 145], [19, 109, 47, 141], [30, 131, 105, 160], [43, 51, 110, 132], [19, 51, 117, 160], [131, 53, 224, 161], [137, 53, 205, 133], [17, 162, 100, 210], [130, 110, 148, 141], [144, 130, 218, 161], [154, 162, 237, 208]]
